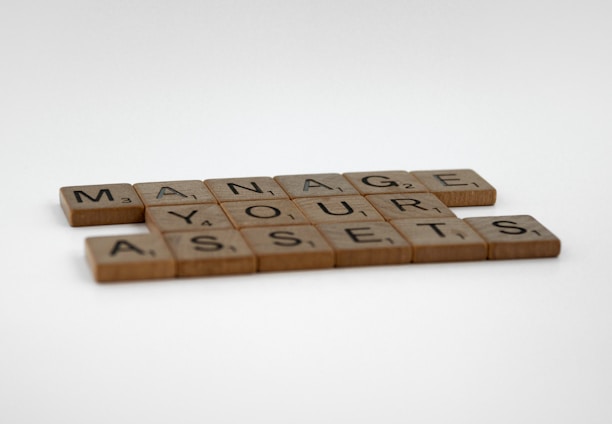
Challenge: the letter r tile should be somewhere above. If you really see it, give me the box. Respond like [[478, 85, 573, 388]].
[[60, 184, 144, 227], [464, 215, 561, 259], [366, 193, 456, 220], [409, 169, 496, 206], [85, 234, 176, 282]]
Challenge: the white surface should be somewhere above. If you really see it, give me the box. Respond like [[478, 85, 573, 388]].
[[1, 1, 611, 423]]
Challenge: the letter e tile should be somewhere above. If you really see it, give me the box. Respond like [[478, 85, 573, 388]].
[[317, 222, 412, 267], [464, 215, 561, 259], [409, 169, 496, 206], [85, 234, 175, 282]]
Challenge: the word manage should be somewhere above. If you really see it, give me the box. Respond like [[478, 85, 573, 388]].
[[59, 169, 561, 282]]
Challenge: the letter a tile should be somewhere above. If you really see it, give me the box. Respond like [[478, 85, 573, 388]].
[[274, 173, 359, 198], [134, 180, 216, 207], [464, 215, 561, 259], [85, 234, 175, 282], [409, 169, 496, 206], [60, 184, 145, 227]]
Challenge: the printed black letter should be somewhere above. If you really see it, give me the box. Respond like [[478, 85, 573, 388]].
[[270, 231, 302, 247], [416, 222, 447, 237], [74, 189, 113, 203], [191, 235, 224, 251], [245, 205, 282, 219], [156, 186, 188, 199], [433, 173, 468, 187], [110, 240, 145, 256], [345, 227, 382, 243], [492, 220, 528, 235], [361, 175, 398, 188]]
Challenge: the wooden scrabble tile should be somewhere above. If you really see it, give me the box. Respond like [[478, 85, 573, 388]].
[[366, 193, 456, 220], [205, 177, 289, 202], [133, 180, 216, 207], [60, 184, 144, 227], [391, 217, 487, 263], [317, 222, 412, 267], [343, 170, 429, 195], [274, 173, 359, 198], [85, 234, 175, 282], [293, 195, 385, 224], [164, 230, 256, 277], [241, 225, 334, 272], [221, 199, 310, 228], [145, 204, 234, 233], [464, 215, 561, 259], [409, 169, 496, 206]]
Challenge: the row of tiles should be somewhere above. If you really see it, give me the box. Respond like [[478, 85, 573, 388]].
[[60, 169, 497, 227], [146, 194, 464, 233], [86, 215, 561, 282]]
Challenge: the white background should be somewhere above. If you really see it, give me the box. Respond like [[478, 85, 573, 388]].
[[1, 1, 611, 423]]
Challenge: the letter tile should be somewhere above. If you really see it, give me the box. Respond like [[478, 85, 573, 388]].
[[317, 222, 412, 267], [343, 170, 429, 195], [164, 229, 256, 277], [221, 199, 310, 228], [133, 180, 216, 207], [464, 215, 561, 259], [145, 204, 234, 233], [409, 169, 496, 206], [392, 217, 487, 263], [60, 184, 144, 227], [274, 173, 359, 198], [240, 225, 334, 272], [64, 168, 562, 281], [85, 234, 175, 282], [205, 177, 289, 202], [293, 195, 385, 224], [366, 193, 456, 220]]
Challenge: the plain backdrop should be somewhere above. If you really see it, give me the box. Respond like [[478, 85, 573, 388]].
[[1, 1, 611, 423]]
